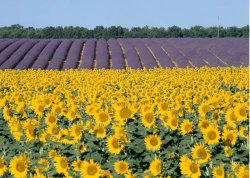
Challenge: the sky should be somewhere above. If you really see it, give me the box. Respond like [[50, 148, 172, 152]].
[[0, 0, 248, 29]]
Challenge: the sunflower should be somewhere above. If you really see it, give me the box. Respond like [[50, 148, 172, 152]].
[[192, 143, 211, 163], [86, 104, 99, 116], [179, 155, 201, 178], [160, 114, 169, 127], [45, 113, 58, 126], [149, 158, 162, 176], [94, 111, 111, 126], [236, 164, 249, 178], [48, 149, 58, 158], [0, 156, 7, 176], [168, 117, 179, 131], [78, 143, 87, 153], [223, 146, 233, 157], [54, 155, 69, 175], [141, 112, 155, 128], [69, 123, 83, 140], [211, 111, 221, 123], [234, 103, 248, 121], [203, 126, 220, 145], [212, 165, 225, 178], [114, 104, 135, 124], [180, 120, 194, 135], [90, 124, 106, 138], [225, 108, 238, 125], [238, 126, 249, 139], [106, 135, 124, 154], [198, 103, 211, 117], [222, 129, 237, 146], [3, 107, 11, 121], [81, 159, 101, 178], [9, 155, 29, 178], [144, 135, 162, 151], [114, 161, 129, 175], [198, 118, 211, 132], [72, 160, 83, 172], [100, 170, 113, 178]]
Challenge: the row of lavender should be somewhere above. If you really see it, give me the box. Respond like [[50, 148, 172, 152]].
[[0, 38, 248, 70]]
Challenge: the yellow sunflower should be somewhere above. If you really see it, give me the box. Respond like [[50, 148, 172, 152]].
[[198, 103, 211, 117], [212, 165, 225, 178], [106, 135, 124, 154], [78, 143, 87, 153], [179, 155, 201, 178], [69, 123, 83, 140], [94, 111, 111, 126], [192, 143, 211, 163], [225, 108, 238, 125], [180, 120, 194, 135], [72, 160, 83, 172], [203, 126, 220, 145], [38, 158, 49, 171], [236, 164, 249, 178], [81, 159, 101, 178], [48, 150, 58, 159], [100, 170, 113, 178], [149, 158, 162, 176], [238, 126, 249, 139], [144, 135, 162, 151], [90, 124, 106, 138], [160, 114, 169, 127], [223, 146, 233, 157], [0, 156, 7, 176], [141, 112, 155, 128], [234, 103, 248, 121], [9, 155, 29, 178], [114, 104, 135, 124], [45, 113, 58, 126], [114, 161, 129, 175], [168, 117, 179, 131], [198, 118, 211, 132], [54, 155, 69, 175], [222, 129, 237, 146]]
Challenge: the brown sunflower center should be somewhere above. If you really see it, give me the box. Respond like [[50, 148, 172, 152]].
[[119, 108, 132, 119], [87, 165, 97, 175], [16, 162, 25, 172], [197, 148, 207, 159], [216, 168, 223, 175], [49, 115, 56, 123], [185, 124, 192, 132], [239, 108, 246, 116], [207, 131, 217, 140], [171, 119, 178, 126], [0, 161, 4, 168], [150, 138, 158, 146], [161, 103, 168, 110], [112, 139, 120, 148], [145, 113, 154, 123], [60, 159, 68, 169], [190, 163, 198, 173], [201, 122, 209, 129], [75, 127, 81, 136], [99, 113, 108, 122], [119, 164, 127, 172]]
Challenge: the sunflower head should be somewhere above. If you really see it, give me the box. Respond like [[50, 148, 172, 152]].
[[192, 143, 211, 163], [106, 135, 124, 155], [180, 120, 194, 135], [149, 158, 162, 176], [203, 126, 220, 145], [212, 165, 225, 178], [0, 156, 7, 176], [114, 161, 129, 175], [9, 155, 29, 178], [81, 159, 100, 178], [144, 134, 162, 151]]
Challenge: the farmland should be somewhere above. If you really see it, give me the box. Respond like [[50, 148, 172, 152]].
[[0, 38, 248, 70]]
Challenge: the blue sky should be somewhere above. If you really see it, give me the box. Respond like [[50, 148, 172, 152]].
[[0, 0, 248, 28]]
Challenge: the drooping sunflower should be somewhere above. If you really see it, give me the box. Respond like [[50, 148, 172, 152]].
[[106, 135, 124, 154], [77, 143, 87, 153], [0, 156, 7, 176], [160, 114, 169, 127], [144, 134, 162, 151], [212, 165, 225, 178], [238, 126, 249, 139], [90, 124, 106, 138], [191, 143, 211, 163], [236, 164, 249, 178], [9, 155, 29, 178], [203, 126, 220, 145], [72, 160, 83, 172], [179, 155, 201, 178], [100, 170, 113, 178], [48, 150, 58, 159], [141, 111, 155, 128], [180, 120, 194, 135], [38, 158, 49, 171], [149, 158, 162, 176], [81, 159, 101, 178], [223, 146, 233, 157], [114, 161, 129, 175], [54, 155, 69, 175], [222, 129, 237, 146]]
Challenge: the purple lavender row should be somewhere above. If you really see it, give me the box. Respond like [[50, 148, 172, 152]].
[[47, 40, 73, 70], [0, 39, 27, 66], [107, 39, 125, 69], [0, 40, 38, 69], [129, 39, 157, 69], [79, 39, 96, 69], [155, 39, 190, 68], [146, 39, 174, 68], [31, 40, 62, 69], [95, 39, 109, 69], [15, 40, 50, 69], [0, 39, 17, 53], [117, 39, 142, 69], [63, 39, 85, 70]]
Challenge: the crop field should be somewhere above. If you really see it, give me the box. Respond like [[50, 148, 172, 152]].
[[0, 66, 249, 177], [0, 38, 248, 70]]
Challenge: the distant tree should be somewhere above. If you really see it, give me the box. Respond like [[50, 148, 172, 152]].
[[167, 26, 183, 37]]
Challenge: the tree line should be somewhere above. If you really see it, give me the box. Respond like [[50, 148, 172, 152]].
[[0, 24, 248, 39]]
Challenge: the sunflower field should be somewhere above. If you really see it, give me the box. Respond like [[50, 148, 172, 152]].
[[0, 67, 249, 178]]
